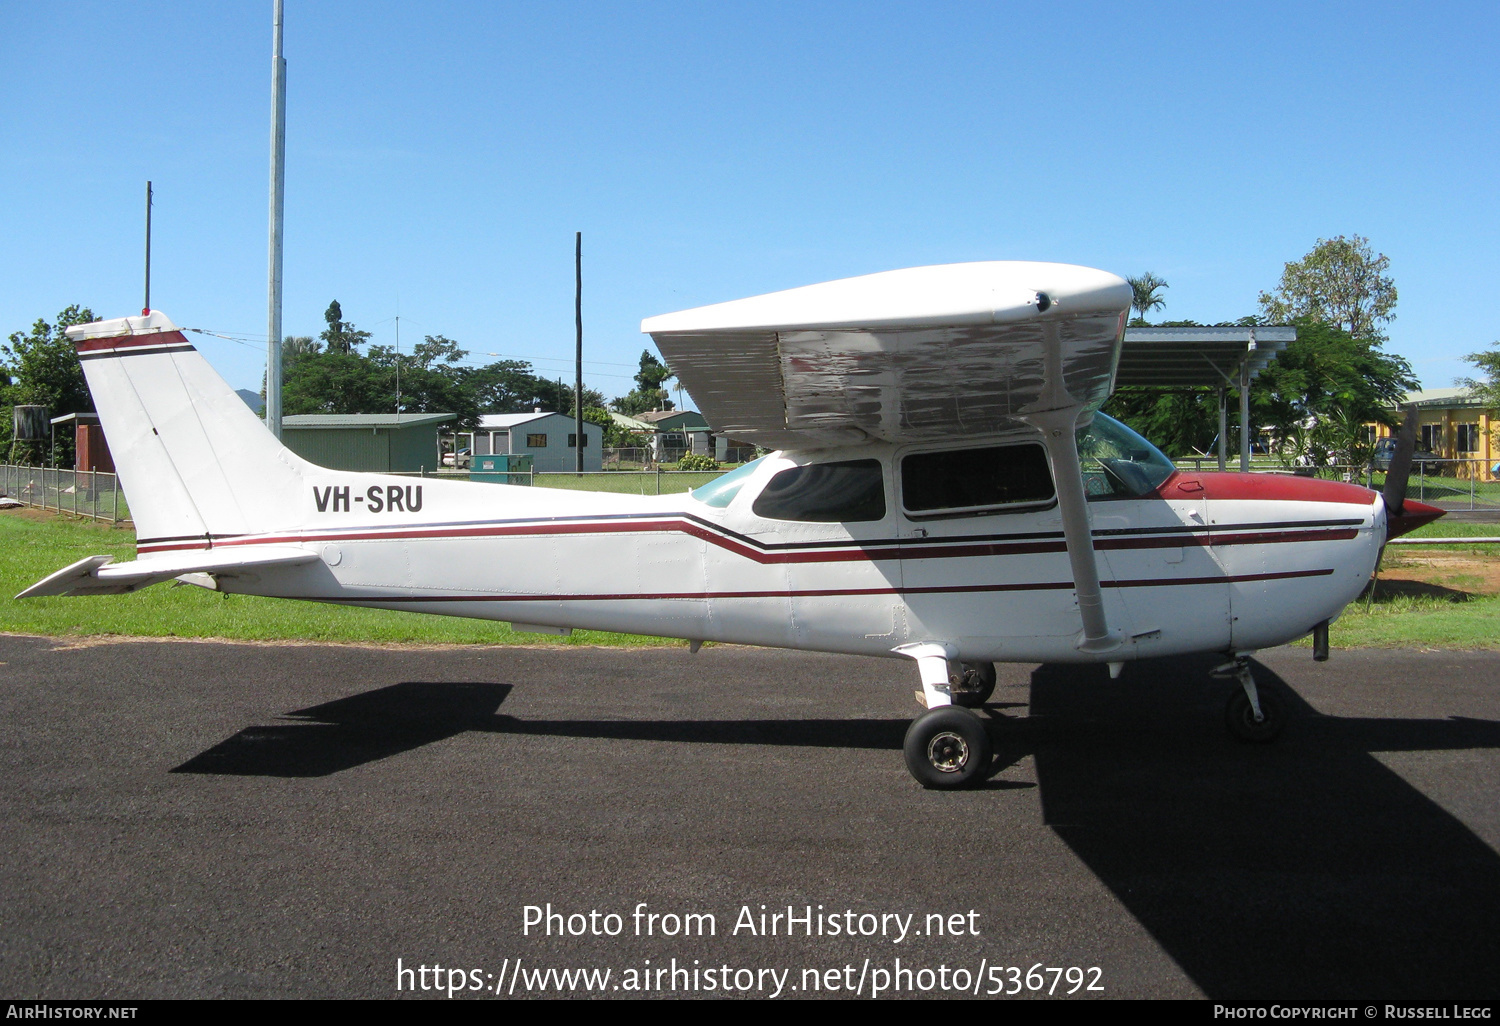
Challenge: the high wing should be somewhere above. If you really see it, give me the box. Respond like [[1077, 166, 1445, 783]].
[[641, 261, 1131, 449], [16, 547, 320, 598]]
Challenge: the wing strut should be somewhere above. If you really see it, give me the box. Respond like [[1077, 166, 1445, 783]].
[[1020, 324, 1119, 654]]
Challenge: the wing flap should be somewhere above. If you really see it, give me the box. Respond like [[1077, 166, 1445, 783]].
[[17, 547, 320, 598]]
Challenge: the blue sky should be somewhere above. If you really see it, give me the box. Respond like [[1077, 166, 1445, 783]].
[[3, 1, 1497, 403]]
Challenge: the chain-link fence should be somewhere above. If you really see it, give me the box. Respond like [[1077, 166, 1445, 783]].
[[533, 470, 723, 495], [0, 464, 130, 522], [602, 446, 759, 469], [17, 455, 1486, 521], [388, 468, 724, 494]]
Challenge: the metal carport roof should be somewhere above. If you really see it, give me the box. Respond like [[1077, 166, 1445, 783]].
[[1116, 326, 1296, 388], [1115, 326, 1297, 471]]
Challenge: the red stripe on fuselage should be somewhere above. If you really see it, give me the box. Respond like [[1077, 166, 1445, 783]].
[[327, 567, 1337, 605]]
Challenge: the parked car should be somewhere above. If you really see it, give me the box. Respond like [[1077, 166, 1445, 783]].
[[1370, 437, 1441, 472], [442, 447, 472, 469]]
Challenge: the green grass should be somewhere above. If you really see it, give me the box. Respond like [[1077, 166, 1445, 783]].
[[0, 509, 680, 647], [1397, 520, 1500, 554], [1314, 520, 1500, 650], [1321, 592, 1500, 650]]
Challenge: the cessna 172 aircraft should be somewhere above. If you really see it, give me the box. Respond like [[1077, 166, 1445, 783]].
[[20, 261, 1442, 788]]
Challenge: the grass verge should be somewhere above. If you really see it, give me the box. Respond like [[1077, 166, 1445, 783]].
[[1317, 522, 1500, 649]]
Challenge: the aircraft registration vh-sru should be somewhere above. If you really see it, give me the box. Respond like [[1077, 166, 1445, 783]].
[[21, 261, 1443, 788]]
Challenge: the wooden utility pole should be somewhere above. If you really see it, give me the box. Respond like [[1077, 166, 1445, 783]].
[[575, 231, 584, 474]]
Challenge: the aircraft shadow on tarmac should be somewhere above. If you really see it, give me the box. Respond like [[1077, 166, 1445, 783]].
[[173, 658, 1500, 999], [171, 681, 515, 778], [1023, 655, 1500, 1001]]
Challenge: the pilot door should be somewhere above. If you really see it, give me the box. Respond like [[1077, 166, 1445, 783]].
[[895, 439, 1136, 661], [1088, 475, 1233, 657]]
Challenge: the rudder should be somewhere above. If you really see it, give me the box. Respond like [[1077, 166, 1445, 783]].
[[67, 312, 313, 547]]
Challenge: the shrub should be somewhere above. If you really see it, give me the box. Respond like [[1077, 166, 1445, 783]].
[[676, 452, 719, 471]]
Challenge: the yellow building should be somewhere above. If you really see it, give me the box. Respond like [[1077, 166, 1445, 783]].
[[1375, 389, 1497, 481]]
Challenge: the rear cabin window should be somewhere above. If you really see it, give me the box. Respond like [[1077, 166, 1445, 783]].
[[751, 459, 886, 523], [690, 456, 766, 509], [901, 444, 1054, 516]]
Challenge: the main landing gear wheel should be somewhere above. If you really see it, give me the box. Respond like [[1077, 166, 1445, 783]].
[[904, 707, 992, 789], [1225, 688, 1285, 743], [949, 661, 997, 708]]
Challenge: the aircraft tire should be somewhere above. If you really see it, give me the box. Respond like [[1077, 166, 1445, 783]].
[[904, 707, 992, 789], [951, 661, 997, 708], [1224, 688, 1286, 743]]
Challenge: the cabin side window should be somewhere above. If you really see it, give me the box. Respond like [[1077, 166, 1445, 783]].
[[751, 459, 886, 523], [901, 444, 1055, 516]]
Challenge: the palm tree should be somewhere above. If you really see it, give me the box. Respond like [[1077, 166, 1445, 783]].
[[1127, 273, 1169, 324], [281, 335, 319, 369]]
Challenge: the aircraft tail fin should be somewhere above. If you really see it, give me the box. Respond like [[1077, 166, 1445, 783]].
[[65, 312, 313, 549]]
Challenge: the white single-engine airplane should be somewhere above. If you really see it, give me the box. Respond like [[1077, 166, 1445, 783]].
[[21, 261, 1442, 788]]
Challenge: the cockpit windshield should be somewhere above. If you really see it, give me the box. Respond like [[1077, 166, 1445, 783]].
[[1078, 412, 1177, 500]]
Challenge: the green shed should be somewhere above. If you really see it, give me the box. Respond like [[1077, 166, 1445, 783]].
[[281, 413, 455, 473]]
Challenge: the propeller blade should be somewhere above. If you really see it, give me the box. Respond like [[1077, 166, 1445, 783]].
[[1380, 405, 1419, 519]]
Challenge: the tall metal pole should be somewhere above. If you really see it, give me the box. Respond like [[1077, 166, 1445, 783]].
[[265, 0, 287, 439], [1217, 384, 1227, 472], [575, 231, 583, 473], [143, 182, 152, 315], [1240, 327, 1254, 472]]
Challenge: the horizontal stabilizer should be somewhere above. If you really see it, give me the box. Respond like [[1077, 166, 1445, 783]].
[[17, 547, 320, 598]]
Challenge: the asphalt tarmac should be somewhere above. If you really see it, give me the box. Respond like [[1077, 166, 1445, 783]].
[[1, 634, 1497, 1001]]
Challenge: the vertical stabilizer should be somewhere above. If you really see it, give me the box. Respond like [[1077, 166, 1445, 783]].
[[66, 312, 311, 550]]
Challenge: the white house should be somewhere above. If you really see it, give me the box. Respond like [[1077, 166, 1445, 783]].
[[454, 411, 602, 473]]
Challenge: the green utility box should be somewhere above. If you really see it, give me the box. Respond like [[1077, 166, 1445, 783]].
[[470, 453, 534, 485]]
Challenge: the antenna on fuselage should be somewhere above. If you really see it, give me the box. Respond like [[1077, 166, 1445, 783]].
[[143, 181, 152, 315]]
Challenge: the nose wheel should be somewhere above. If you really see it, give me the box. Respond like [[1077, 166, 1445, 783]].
[[903, 707, 992, 789], [1216, 656, 1287, 743]]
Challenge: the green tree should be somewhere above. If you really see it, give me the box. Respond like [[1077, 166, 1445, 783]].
[[1250, 318, 1416, 464], [1104, 387, 1219, 458], [536, 380, 605, 416], [582, 406, 637, 448], [1127, 273, 1169, 325], [319, 300, 372, 355], [1258, 235, 1397, 341], [281, 350, 392, 418], [1457, 341, 1500, 409], [611, 350, 675, 415], [468, 359, 554, 412], [281, 335, 319, 368], [2, 305, 97, 464], [634, 349, 672, 393]]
